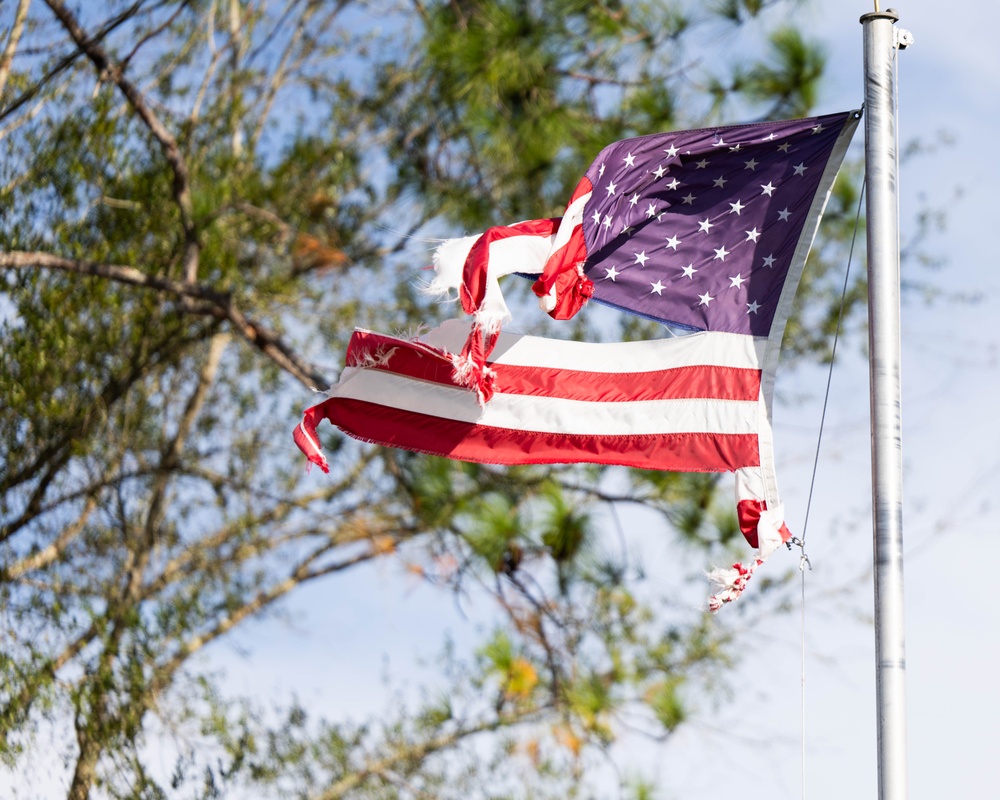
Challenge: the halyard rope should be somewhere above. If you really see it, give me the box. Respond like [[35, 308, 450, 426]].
[[797, 169, 867, 800]]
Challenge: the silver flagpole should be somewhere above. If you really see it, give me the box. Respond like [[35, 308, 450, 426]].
[[860, 7, 910, 800]]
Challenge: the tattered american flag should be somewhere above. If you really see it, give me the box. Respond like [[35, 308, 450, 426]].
[[295, 110, 860, 608]]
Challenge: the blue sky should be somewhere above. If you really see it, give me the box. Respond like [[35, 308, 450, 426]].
[[209, 3, 1000, 798]]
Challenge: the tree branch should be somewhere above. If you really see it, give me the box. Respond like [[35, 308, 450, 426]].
[[43, 0, 200, 283], [247, 0, 329, 152], [4, 494, 98, 580], [150, 540, 392, 690], [0, 317, 213, 497], [1, 250, 330, 388], [1, 249, 224, 301], [0, 0, 32, 99], [139, 333, 228, 566], [317, 710, 545, 800]]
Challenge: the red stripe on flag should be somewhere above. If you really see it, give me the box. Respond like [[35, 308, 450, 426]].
[[494, 362, 760, 402], [567, 175, 594, 204], [347, 330, 762, 403], [315, 397, 761, 473]]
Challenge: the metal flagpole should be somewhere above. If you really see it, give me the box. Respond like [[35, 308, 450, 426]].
[[860, 7, 911, 800]]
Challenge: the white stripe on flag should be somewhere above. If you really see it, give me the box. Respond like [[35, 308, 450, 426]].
[[331, 367, 759, 437], [418, 319, 767, 372]]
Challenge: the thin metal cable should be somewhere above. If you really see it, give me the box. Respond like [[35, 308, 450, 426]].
[[798, 171, 868, 800], [800, 546, 807, 800], [800, 178, 867, 546]]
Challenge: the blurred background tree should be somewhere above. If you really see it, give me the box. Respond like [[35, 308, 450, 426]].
[[0, 1, 868, 797]]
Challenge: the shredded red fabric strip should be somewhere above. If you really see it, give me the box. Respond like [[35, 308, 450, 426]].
[[459, 217, 560, 314], [737, 498, 792, 549]]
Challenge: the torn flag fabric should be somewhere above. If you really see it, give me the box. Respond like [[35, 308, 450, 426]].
[[295, 110, 860, 608], [428, 110, 860, 400]]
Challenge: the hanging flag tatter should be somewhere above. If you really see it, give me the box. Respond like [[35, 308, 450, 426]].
[[295, 110, 860, 609]]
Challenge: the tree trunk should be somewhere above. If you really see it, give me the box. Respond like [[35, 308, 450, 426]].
[[67, 728, 99, 800]]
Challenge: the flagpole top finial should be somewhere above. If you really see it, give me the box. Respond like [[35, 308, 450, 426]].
[[861, 6, 900, 23]]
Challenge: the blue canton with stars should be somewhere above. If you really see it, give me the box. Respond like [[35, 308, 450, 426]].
[[581, 111, 854, 337]]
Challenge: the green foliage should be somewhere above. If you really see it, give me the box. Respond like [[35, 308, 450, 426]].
[[540, 483, 591, 565], [745, 27, 827, 118], [377, 0, 819, 230], [716, 0, 771, 22], [646, 677, 686, 732]]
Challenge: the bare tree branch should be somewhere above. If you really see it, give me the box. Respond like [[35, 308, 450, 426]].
[[247, 0, 328, 151], [120, 1, 187, 68]]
